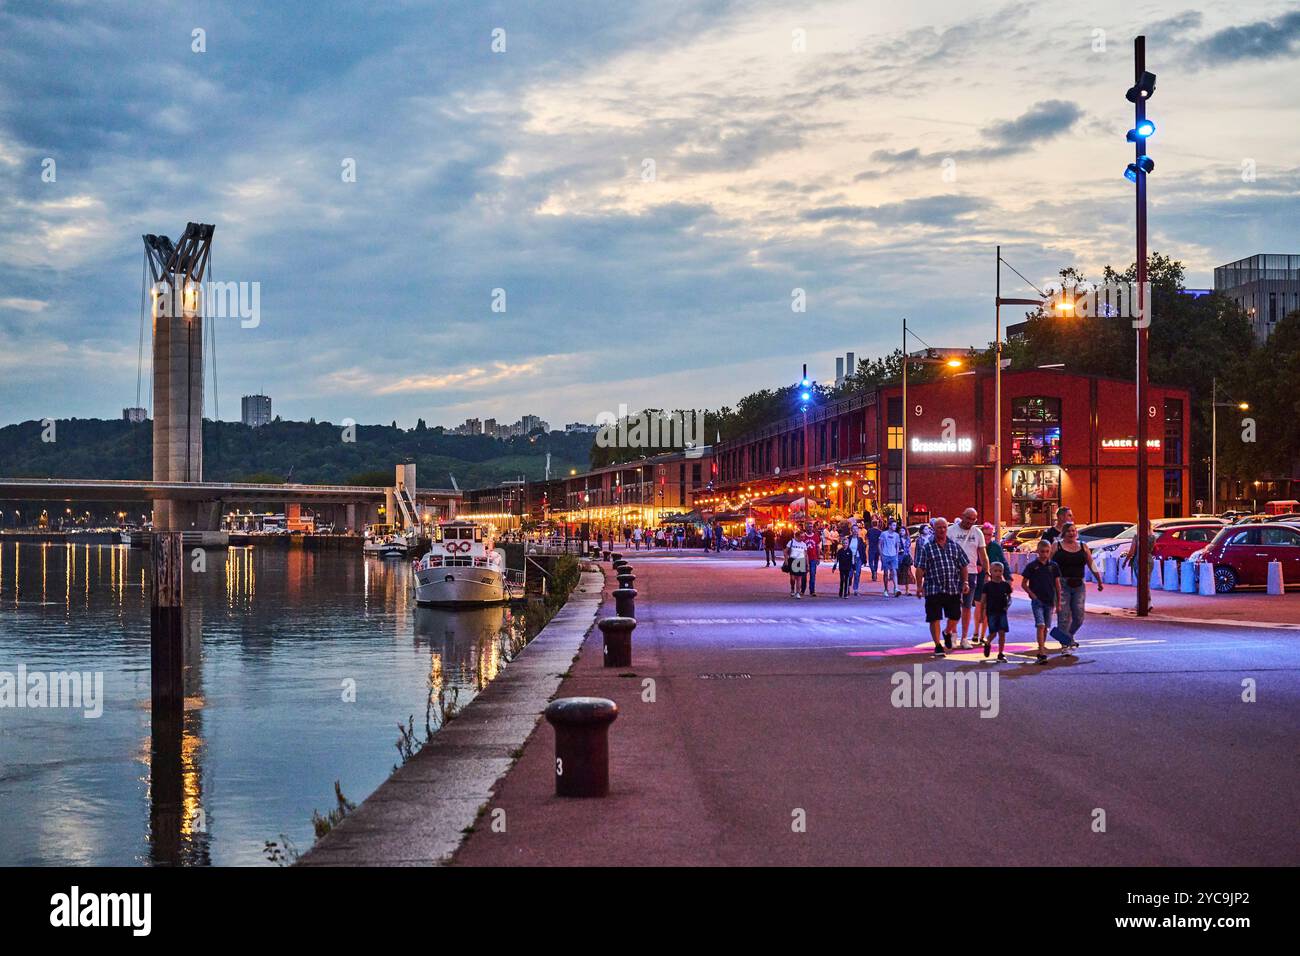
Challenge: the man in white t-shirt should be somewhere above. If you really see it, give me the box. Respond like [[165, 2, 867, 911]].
[[948, 508, 988, 648]]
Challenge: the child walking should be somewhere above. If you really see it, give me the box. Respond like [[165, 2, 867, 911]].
[[979, 561, 1013, 663], [837, 541, 854, 597]]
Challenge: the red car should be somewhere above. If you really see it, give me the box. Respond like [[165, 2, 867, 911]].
[[1153, 523, 1222, 562], [1202, 522, 1300, 592]]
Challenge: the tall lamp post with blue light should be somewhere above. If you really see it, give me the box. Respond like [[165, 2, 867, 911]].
[[798, 364, 814, 501], [1125, 35, 1158, 616]]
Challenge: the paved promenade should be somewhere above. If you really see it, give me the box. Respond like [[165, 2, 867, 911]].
[[455, 550, 1299, 866]]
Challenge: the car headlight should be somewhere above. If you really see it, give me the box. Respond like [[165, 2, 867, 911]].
[[1187, 548, 1205, 563]]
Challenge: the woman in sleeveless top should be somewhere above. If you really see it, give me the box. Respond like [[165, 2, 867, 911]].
[[1054, 522, 1103, 643]]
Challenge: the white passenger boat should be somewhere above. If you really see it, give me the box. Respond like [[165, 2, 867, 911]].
[[412, 520, 511, 606], [363, 524, 410, 558]]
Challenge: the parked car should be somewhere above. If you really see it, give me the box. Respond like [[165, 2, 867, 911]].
[[1088, 517, 1225, 557], [1000, 526, 1049, 551], [1201, 522, 1300, 592], [1153, 523, 1223, 562], [1231, 512, 1300, 525], [1077, 521, 1133, 543]]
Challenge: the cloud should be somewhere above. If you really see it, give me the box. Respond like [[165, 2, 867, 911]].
[[374, 361, 547, 395], [855, 99, 1083, 181], [0, 0, 1297, 433], [981, 100, 1083, 146], [1193, 10, 1300, 64], [0, 296, 46, 312], [800, 195, 988, 227]]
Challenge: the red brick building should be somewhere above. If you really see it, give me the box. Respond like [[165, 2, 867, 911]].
[[712, 368, 1191, 526]]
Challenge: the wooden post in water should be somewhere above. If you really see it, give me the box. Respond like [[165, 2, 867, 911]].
[[149, 530, 185, 864], [150, 531, 185, 713]]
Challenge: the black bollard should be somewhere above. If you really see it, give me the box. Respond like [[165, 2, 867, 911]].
[[610, 552, 623, 563], [601, 548, 610, 562], [545, 697, 619, 797], [598, 615, 636, 667], [616, 571, 636, 589], [612, 587, 637, 618]]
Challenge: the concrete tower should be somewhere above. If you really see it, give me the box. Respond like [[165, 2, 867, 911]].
[[144, 223, 214, 531]]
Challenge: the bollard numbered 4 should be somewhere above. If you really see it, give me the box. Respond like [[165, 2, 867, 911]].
[[612, 587, 637, 618], [598, 615, 636, 668], [545, 697, 619, 797]]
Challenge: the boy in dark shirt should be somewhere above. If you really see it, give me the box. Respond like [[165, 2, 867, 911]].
[[979, 561, 1013, 662], [836, 542, 854, 597], [1021, 539, 1062, 665]]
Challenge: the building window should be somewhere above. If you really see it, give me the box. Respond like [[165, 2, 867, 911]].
[[1010, 397, 1061, 464], [1163, 398, 1183, 466], [887, 425, 902, 450], [887, 468, 901, 506]]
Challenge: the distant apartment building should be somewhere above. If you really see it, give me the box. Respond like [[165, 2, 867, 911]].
[[565, 422, 598, 434], [1214, 254, 1300, 342], [519, 414, 548, 435], [452, 414, 551, 438], [122, 407, 147, 423], [241, 394, 272, 428]]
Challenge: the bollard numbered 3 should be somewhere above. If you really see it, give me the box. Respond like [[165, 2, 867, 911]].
[[545, 697, 619, 797]]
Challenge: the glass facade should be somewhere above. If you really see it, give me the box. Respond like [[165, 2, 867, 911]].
[[1010, 397, 1061, 464], [1008, 397, 1060, 524], [1164, 399, 1184, 517]]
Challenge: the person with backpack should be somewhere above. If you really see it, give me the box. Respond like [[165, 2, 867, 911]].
[[785, 531, 809, 598]]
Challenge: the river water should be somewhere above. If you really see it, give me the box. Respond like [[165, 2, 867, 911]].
[[0, 540, 531, 866]]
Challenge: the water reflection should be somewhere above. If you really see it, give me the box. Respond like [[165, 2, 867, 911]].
[[0, 541, 533, 865]]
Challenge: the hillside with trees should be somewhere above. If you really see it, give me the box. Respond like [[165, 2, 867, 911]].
[[0, 418, 593, 489]]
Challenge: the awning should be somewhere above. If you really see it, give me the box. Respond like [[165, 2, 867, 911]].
[[749, 492, 803, 506]]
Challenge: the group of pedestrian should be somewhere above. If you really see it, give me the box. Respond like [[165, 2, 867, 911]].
[[912, 503, 1103, 664]]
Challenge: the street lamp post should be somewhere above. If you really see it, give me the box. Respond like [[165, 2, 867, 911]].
[[902, 319, 908, 526], [1128, 35, 1157, 617], [899, 319, 963, 526], [995, 246, 1047, 537], [1210, 377, 1249, 514]]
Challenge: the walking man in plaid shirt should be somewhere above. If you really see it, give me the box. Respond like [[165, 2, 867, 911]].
[[913, 517, 971, 658]]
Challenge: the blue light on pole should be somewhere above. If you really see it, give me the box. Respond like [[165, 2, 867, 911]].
[[1123, 69, 1156, 183], [1126, 120, 1156, 141]]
